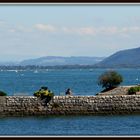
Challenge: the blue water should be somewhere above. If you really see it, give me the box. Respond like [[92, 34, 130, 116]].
[[0, 68, 140, 136], [1, 68, 140, 96], [0, 115, 140, 135]]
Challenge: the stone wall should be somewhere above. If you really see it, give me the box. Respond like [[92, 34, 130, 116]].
[[97, 86, 133, 96], [1, 95, 140, 116]]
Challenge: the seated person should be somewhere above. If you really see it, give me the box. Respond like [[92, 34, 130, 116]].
[[65, 88, 72, 96]]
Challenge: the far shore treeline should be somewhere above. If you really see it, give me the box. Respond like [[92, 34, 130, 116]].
[[0, 65, 140, 71]]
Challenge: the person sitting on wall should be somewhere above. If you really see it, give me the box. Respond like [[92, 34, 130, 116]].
[[65, 88, 72, 96]]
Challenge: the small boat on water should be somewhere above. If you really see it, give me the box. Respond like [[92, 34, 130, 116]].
[[15, 70, 18, 73], [34, 70, 38, 73], [89, 69, 93, 72]]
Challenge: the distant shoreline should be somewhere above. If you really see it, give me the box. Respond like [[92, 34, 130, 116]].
[[0, 65, 140, 70]]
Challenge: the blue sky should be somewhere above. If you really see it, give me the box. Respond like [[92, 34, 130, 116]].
[[0, 4, 140, 61]]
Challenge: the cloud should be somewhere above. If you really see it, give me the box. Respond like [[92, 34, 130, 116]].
[[62, 26, 140, 36], [120, 26, 140, 33], [1, 21, 140, 38], [0, 21, 32, 34], [34, 24, 56, 32], [98, 27, 118, 34], [9, 26, 33, 33], [62, 27, 97, 35], [98, 26, 140, 35], [62, 26, 118, 35], [79, 27, 97, 35]]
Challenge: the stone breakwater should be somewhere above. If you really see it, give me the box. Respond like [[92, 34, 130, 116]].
[[97, 86, 133, 96], [1, 95, 140, 116]]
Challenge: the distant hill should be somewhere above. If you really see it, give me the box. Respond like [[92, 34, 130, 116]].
[[95, 47, 140, 68], [0, 61, 19, 66], [19, 56, 105, 66]]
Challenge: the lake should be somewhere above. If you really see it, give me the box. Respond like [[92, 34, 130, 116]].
[[0, 68, 140, 136]]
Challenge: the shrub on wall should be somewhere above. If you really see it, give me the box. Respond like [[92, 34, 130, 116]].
[[33, 86, 54, 99], [128, 86, 140, 95], [98, 70, 123, 92], [0, 91, 7, 96]]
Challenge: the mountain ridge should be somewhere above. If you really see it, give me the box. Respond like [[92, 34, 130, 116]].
[[19, 56, 105, 66], [95, 47, 140, 68]]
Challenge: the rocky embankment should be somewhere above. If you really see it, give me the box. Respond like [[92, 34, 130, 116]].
[[0, 93, 140, 116], [0, 85, 139, 116], [97, 86, 136, 96]]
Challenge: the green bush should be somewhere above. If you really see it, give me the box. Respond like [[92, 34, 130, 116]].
[[98, 70, 123, 91], [128, 86, 140, 95], [0, 91, 7, 96], [33, 87, 54, 99]]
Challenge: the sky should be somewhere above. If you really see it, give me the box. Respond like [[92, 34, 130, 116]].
[[0, 4, 140, 61]]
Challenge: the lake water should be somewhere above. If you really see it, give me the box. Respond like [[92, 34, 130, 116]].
[[0, 68, 140, 136]]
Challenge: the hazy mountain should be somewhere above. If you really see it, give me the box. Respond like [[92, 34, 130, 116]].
[[95, 47, 140, 68], [0, 61, 20, 66], [19, 56, 105, 66]]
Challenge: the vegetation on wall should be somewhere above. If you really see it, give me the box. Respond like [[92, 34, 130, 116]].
[[128, 86, 140, 95], [0, 91, 7, 96], [98, 70, 123, 92], [34, 86, 54, 99]]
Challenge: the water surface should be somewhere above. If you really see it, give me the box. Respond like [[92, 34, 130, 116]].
[[0, 68, 140, 135]]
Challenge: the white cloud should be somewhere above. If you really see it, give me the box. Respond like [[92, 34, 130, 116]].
[[62, 27, 97, 35], [79, 27, 96, 35], [34, 24, 56, 32], [2, 21, 140, 38], [62, 26, 118, 35], [62, 27, 73, 33], [120, 26, 140, 33], [98, 26, 118, 34], [62, 26, 140, 36]]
